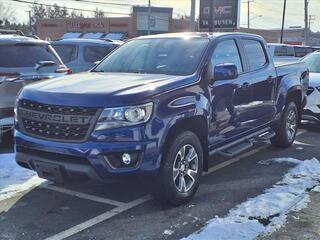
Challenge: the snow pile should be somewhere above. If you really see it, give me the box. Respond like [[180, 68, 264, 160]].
[[0, 153, 44, 201], [183, 158, 320, 240]]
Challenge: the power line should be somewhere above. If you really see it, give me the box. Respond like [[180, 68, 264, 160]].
[[9, 0, 131, 15], [66, 0, 133, 7]]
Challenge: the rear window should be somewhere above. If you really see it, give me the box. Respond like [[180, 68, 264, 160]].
[[83, 45, 113, 63], [52, 44, 77, 63], [274, 46, 294, 57], [243, 39, 267, 71], [0, 44, 61, 68]]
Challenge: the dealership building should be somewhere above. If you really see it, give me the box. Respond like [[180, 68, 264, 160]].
[[36, 6, 190, 40]]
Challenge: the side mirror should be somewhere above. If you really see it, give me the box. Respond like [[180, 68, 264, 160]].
[[213, 63, 239, 81]]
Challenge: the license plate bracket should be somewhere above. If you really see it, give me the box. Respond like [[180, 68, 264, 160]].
[[34, 161, 66, 183]]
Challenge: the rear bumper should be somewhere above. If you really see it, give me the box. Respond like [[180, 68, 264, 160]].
[[15, 130, 162, 181]]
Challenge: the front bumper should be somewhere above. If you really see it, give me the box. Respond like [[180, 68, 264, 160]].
[[303, 87, 320, 121], [0, 108, 14, 134], [15, 129, 162, 181], [302, 109, 320, 122]]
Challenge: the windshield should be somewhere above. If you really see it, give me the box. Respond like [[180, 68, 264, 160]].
[[301, 53, 320, 73], [0, 44, 61, 68], [94, 38, 209, 76]]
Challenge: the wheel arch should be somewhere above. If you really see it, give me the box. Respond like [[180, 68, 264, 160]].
[[162, 115, 209, 171]]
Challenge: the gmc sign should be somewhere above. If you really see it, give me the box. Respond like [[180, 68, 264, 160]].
[[200, 0, 240, 30]]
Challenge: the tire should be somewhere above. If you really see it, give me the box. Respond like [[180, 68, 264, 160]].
[[271, 102, 298, 148], [152, 131, 203, 205]]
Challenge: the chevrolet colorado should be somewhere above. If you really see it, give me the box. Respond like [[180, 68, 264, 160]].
[[15, 33, 308, 205]]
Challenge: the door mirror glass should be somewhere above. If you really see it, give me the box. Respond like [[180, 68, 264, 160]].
[[214, 63, 238, 81]]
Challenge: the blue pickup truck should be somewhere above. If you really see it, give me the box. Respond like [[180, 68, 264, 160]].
[[15, 33, 308, 205]]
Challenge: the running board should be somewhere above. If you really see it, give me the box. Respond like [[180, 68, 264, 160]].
[[218, 140, 253, 157], [254, 130, 275, 142], [209, 127, 275, 157]]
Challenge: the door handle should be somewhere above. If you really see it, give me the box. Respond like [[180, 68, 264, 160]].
[[241, 82, 250, 88], [267, 76, 274, 83]]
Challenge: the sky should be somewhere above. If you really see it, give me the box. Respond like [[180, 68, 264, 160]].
[[2, 0, 320, 32]]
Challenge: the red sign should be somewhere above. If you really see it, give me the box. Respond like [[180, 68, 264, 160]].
[[67, 21, 105, 30]]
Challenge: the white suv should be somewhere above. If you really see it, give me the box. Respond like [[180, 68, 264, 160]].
[[301, 51, 320, 122], [0, 30, 70, 144]]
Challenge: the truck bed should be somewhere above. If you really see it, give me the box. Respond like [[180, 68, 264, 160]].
[[275, 62, 309, 93]]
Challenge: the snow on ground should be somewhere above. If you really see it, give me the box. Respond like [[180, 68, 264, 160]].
[[0, 153, 44, 201], [183, 158, 320, 240]]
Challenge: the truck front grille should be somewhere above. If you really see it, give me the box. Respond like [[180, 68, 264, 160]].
[[18, 99, 99, 142]]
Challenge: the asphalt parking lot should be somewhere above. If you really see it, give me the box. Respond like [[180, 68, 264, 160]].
[[1, 123, 320, 240]]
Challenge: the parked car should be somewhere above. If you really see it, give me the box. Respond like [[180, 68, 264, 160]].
[[268, 43, 314, 64], [15, 33, 308, 205], [300, 51, 320, 122], [51, 38, 122, 73], [293, 45, 313, 58], [268, 43, 299, 64], [0, 30, 71, 145]]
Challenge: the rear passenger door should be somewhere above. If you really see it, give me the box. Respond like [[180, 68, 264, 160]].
[[241, 38, 277, 127]]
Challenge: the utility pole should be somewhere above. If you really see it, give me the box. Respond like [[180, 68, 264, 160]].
[[190, 0, 196, 31], [27, 10, 32, 34], [280, 0, 287, 43], [245, 0, 254, 29], [308, 14, 316, 42], [147, 0, 151, 35], [209, 0, 214, 32], [304, 0, 309, 45]]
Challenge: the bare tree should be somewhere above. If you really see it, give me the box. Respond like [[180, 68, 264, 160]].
[[47, 4, 69, 19], [0, 3, 15, 25], [70, 10, 84, 18], [93, 8, 105, 18]]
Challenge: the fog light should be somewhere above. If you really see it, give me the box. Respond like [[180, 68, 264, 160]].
[[122, 153, 131, 165]]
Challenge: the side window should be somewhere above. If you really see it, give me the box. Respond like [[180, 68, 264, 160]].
[[286, 46, 295, 56], [52, 44, 77, 63], [211, 39, 243, 73], [83, 45, 112, 63], [243, 39, 267, 71], [274, 46, 287, 56]]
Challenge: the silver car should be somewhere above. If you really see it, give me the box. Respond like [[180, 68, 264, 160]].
[[51, 38, 122, 73], [0, 30, 70, 145]]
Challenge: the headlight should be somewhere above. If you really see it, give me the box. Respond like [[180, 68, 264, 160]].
[[95, 103, 153, 131], [14, 98, 19, 123]]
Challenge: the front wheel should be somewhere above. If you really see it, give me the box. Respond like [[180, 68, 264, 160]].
[[271, 102, 298, 148], [152, 131, 203, 205]]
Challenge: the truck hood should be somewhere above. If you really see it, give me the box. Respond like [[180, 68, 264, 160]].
[[309, 72, 320, 87], [20, 72, 197, 107]]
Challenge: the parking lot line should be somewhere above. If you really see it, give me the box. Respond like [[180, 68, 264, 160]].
[[42, 130, 306, 240], [41, 184, 126, 207], [44, 195, 152, 240], [203, 145, 269, 176]]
